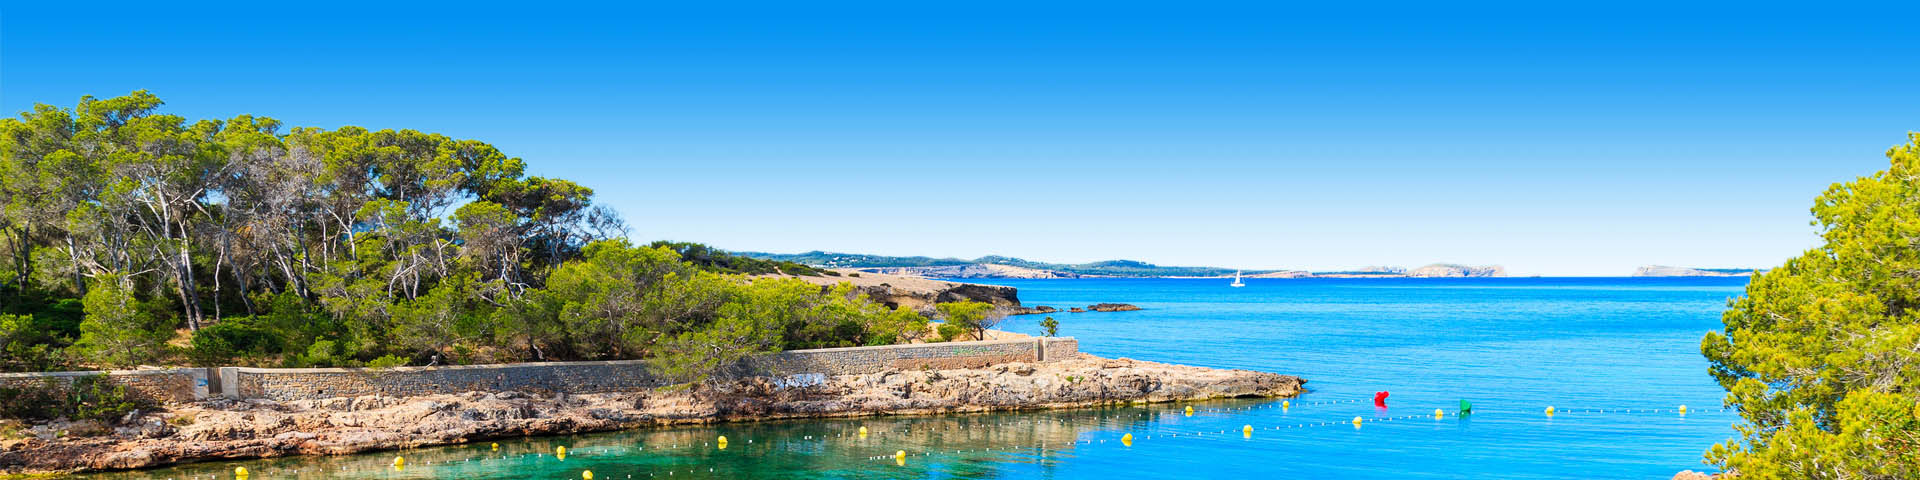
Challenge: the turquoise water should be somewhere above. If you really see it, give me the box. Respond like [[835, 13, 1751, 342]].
[[82, 277, 1744, 479]]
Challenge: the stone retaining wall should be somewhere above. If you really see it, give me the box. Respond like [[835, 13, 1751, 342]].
[[2, 338, 1077, 403], [0, 369, 207, 404], [219, 337, 1078, 401]]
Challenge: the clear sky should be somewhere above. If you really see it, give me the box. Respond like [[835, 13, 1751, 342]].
[[4, 3, 1916, 275]]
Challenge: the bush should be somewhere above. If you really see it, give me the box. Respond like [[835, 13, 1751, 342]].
[[189, 317, 287, 366], [1, 314, 68, 372], [367, 354, 410, 369]]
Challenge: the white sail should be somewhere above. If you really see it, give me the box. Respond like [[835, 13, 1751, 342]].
[[1230, 270, 1245, 287]]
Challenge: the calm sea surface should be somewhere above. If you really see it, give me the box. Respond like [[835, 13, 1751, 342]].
[[84, 277, 1746, 479]]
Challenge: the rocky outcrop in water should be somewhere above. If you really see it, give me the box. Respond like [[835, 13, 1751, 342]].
[[0, 355, 1303, 475], [1086, 303, 1142, 312]]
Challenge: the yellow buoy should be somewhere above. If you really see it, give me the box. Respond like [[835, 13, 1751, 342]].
[[1434, 408, 1444, 419], [1679, 405, 1688, 415], [583, 470, 594, 480], [393, 456, 406, 470], [1121, 433, 1133, 446], [1545, 406, 1556, 416], [895, 450, 907, 465], [1243, 424, 1253, 436], [717, 435, 729, 450], [1352, 416, 1363, 425], [491, 442, 499, 451], [1184, 406, 1194, 417], [556, 446, 567, 456], [859, 426, 869, 437], [234, 467, 249, 479], [1282, 400, 1290, 409]]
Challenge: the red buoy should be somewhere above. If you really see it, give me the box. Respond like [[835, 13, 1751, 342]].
[[1373, 391, 1390, 407]]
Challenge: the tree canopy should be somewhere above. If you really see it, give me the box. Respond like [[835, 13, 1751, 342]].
[[0, 92, 927, 381], [1702, 132, 1920, 478]]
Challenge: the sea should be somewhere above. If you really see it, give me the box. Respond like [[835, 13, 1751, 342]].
[[82, 276, 1746, 479]]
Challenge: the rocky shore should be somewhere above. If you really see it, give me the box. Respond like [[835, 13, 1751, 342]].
[[0, 354, 1303, 475]]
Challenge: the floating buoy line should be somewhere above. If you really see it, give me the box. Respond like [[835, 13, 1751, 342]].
[[154, 399, 1729, 479]]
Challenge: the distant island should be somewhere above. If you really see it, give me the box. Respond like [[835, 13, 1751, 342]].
[[733, 251, 1505, 279], [1632, 265, 1762, 277]]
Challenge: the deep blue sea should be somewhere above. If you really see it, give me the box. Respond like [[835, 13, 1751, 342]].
[[84, 277, 1746, 479]]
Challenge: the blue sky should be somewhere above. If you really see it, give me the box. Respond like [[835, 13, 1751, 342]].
[[4, 2, 1916, 275]]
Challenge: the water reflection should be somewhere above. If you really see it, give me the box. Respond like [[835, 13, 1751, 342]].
[[75, 398, 1288, 480]]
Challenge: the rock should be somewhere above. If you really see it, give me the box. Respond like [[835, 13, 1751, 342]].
[[0, 354, 1302, 475], [1069, 307, 1085, 313], [1009, 305, 1058, 316], [1086, 303, 1141, 312]]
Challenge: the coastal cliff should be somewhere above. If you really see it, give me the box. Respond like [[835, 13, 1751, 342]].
[[0, 355, 1304, 474], [854, 264, 1084, 279], [1405, 263, 1506, 278], [1633, 266, 1758, 277], [778, 270, 1022, 312]]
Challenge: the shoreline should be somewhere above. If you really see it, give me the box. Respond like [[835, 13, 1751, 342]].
[[0, 354, 1304, 475]]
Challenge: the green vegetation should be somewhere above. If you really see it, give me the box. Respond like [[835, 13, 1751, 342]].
[[735, 251, 1279, 277], [1702, 133, 1920, 478], [647, 241, 831, 276], [0, 92, 930, 384], [934, 301, 1000, 341], [1040, 316, 1059, 337]]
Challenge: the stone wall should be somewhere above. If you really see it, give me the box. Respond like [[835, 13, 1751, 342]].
[[1, 338, 1078, 403], [0, 369, 206, 404], [223, 337, 1079, 401]]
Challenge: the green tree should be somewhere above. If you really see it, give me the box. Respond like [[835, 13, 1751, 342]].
[[934, 301, 999, 341], [1040, 316, 1059, 337], [1702, 132, 1920, 478], [0, 92, 938, 373], [71, 274, 172, 367]]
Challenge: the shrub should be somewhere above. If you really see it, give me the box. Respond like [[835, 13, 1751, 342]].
[[189, 317, 287, 366], [367, 354, 410, 369], [1, 314, 68, 372]]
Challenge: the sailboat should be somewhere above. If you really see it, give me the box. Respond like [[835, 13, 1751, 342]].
[[1230, 270, 1245, 287]]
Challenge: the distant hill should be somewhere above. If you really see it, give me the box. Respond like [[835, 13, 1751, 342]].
[[1633, 265, 1761, 277], [733, 250, 1504, 279], [732, 251, 1272, 278]]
